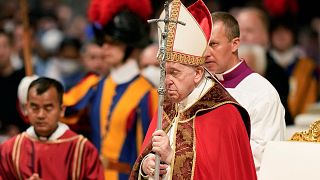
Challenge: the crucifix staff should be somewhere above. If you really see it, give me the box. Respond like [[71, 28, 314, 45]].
[[147, 1, 185, 179]]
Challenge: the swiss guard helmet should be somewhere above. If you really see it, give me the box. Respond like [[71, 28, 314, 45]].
[[88, 0, 152, 48]]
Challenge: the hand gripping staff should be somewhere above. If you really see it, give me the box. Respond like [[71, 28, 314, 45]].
[[147, 1, 186, 179]]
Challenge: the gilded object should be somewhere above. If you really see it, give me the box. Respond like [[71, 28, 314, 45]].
[[290, 120, 320, 142]]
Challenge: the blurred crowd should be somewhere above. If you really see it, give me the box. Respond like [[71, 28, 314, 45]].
[[0, 0, 319, 142]]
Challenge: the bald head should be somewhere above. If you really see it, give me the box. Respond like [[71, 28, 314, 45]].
[[236, 7, 269, 48]]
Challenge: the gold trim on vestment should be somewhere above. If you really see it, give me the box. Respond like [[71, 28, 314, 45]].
[[16, 134, 23, 180], [77, 138, 87, 179], [172, 114, 194, 179], [24, 132, 81, 144], [169, 115, 179, 179], [12, 133, 24, 180], [191, 119, 196, 180], [12, 134, 19, 179], [72, 135, 83, 180], [178, 101, 239, 123]]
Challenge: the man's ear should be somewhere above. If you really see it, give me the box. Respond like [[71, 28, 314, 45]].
[[231, 37, 240, 53], [60, 105, 66, 117], [194, 66, 205, 84]]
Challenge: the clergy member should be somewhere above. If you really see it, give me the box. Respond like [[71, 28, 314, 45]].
[[0, 77, 104, 180], [205, 11, 286, 176], [130, 0, 257, 179]]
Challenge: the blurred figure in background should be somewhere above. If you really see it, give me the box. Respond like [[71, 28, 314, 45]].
[[63, 0, 158, 179], [236, 7, 292, 125], [139, 43, 160, 87], [61, 41, 107, 138], [31, 9, 61, 74], [81, 41, 109, 75], [33, 28, 63, 76], [238, 44, 267, 76], [46, 36, 85, 91], [269, 16, 318, 117], [0, 30, 28, 139], [10, 23, 25, 70]]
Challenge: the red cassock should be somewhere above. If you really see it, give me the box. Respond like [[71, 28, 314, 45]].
[[194, 105, 256, 179], [0, 129, 104, 180], [130, 78, 257, 180]]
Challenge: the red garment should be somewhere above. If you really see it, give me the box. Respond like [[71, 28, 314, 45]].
[[0, 130, 104, 180], [194, 104, 256, 179], [141, 105, 257, 179], [131, 78, 256, 179], [263, 0, 298, 16]]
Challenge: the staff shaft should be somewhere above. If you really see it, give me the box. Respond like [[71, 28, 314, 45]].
[[153, 1, 171, 179], [20, 0, 33, 76]]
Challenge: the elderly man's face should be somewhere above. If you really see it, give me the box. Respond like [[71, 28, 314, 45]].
[[165, 62, 200, 103]]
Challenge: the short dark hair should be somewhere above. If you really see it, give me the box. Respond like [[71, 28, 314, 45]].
[[28, 77, 64, 105], [211, 12, 240, 41], [59, 36, 82, 53]]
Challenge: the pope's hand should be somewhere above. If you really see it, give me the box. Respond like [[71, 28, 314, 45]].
[[142, 154, 168, 176], [152, 130, 173, 164]]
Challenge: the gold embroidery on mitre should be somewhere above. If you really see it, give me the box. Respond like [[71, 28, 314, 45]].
[[167, 51, 205, 66], [166, 0, 180, 52], [164, 0, 205, 66]]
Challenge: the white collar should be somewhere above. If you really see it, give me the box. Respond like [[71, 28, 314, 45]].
[[215, 60, 243, 81], [110, 59, 140, 84], [270, 47, 299, 68], [26, 122, 69, 141], [178, 76, 213, 111]]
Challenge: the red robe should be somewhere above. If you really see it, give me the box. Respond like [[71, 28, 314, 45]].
[[130, 78, 257, 180], [0, 129, 104, 180]]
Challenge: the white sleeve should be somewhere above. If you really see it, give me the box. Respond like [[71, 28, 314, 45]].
[[249, 91, 286, 174]]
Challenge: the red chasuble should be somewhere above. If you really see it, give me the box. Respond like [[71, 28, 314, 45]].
[[130, 78, 257, 180], [0, 129, 104, 180]]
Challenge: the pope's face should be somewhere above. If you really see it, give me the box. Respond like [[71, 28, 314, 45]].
[[165, 62, 199, 103], [26, 86, 65, 137]]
